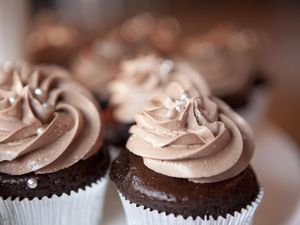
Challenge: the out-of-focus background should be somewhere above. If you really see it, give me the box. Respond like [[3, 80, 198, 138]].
[[0, 1, 299, 225], [1, 0, 300, 145]]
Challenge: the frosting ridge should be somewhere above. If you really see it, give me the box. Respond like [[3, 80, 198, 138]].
[[0, 62, 102, 175], [109, 55, 210, 123], [126, 81, 254, 183]]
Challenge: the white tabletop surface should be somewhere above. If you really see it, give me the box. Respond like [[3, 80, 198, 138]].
[[102, 120, 300, 225]]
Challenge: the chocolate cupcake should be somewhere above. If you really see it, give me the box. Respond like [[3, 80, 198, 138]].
[[107, 55, 210, 148], [120, 12, 181, 56], [71, 33, 131, 110], [110, 82, 263, 225], [0, 62, 109, 225], [26, 13, 82, 68], [180, 24, 259, 108]]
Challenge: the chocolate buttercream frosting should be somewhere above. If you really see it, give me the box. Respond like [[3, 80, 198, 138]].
[[126, 81, 255, 183], [0, 62, 102, 175], [109, 55, 210, 123]]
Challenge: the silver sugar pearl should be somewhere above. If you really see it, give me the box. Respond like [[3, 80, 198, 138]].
[[180, 92, 190, 102], [36, 127, 45, 136], [8, 96, 16, 105], [27, 178, 38, 189], [34, 88, 43, 96], [175, 104, 183, 112], [42, 102, 51, 109], [160, 59, 174, 74]]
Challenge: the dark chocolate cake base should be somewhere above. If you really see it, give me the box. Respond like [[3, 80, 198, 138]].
[[220, 84, 252, 109], [110, 150, 259, 219], [95, 94, 110, 111], [0, 147, 110, 200], [104, 121, 133, 148], [29, 46, 76, 68]]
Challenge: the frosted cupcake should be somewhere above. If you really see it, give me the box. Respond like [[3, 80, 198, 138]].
[[0, 62, 109, 225], [26, 13, 82, 68], [71, 32, 131, 110], [110, 82, 263, 225], [107, 54, 210, 148], [180, 24, 259, 108], [120, 12, 181, 56]]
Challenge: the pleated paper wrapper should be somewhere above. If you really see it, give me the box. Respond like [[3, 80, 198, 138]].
[[119, 188, 263, 225], [0, 176, 108, 225]]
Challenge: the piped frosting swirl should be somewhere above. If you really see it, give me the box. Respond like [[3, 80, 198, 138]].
[[0, 62, 102, 175], [127, 82, 255, 183], [109, 55, 210, 123]]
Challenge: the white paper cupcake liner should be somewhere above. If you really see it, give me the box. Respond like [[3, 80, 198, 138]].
[[0, 175, 109, 225], [108, 145, 122, 161], [119, 188, 263, 225]]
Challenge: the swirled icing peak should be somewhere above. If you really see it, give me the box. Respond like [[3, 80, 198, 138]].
[[127, 81, 255, 183], [109, 55, 210, 123], [0, 62, 102, 175]]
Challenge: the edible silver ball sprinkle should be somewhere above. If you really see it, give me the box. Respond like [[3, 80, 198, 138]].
[[180, 92, 190, 101], [160, 59, 174, 74], [27, 178, 38, 189], [8, 96, 16, 105], [34, 88, 43, 96], [36, 127, 45, 136], [175, 104, 183, 112], [42, 102, 51, 108]]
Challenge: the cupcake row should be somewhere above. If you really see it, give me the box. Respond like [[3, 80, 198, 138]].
[[0, 60, 262, 225], [26, 12, 268, 110], [0, 12, 265, 225]]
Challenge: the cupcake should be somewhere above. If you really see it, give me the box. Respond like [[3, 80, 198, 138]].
[[180, 24, 259, 108], [0, 62, 109, 225], [110, 81, 263, 225], [107, 54, 210, 148], [26, 12, 82, 68], [71, 33, 133, 152], [71, 32, 131, 110], [71, 12, 181, 102], [120, 12, 181, 56]]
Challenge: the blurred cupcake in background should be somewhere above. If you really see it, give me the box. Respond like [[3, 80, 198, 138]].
[[120, 12, 181, 56], [110, 81, 263, 225], [70, 12, 180, 118], [107, 54, 210, 149], [71, 32, 131, 112], [0, 62, 109, 225], [179, 24, 261, 109], [26, 12, 84, 68]]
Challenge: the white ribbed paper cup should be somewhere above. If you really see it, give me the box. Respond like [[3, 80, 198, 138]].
[[108, 145, 122, 161], [0, 176, 109, 225], [118, 188, 263, 225]]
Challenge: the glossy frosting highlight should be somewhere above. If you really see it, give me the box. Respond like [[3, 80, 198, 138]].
[[0, 63, 102, 175], [127, 82, 255, 183]]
